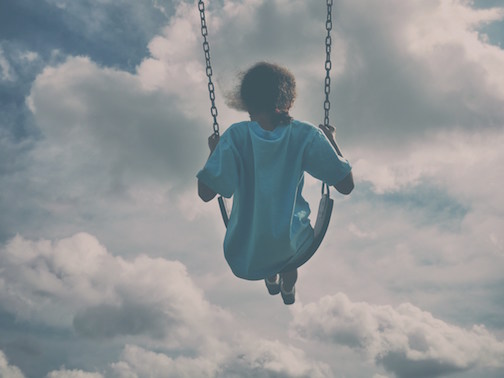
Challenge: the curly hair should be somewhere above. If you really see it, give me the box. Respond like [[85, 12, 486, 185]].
[[227, 62, 297, 125]]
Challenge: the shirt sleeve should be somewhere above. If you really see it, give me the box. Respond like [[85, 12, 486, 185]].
[[302, 129, 352, 186], [196, 133, 239, 198]]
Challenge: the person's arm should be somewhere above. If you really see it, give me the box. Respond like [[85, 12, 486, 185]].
[[334, 171, 354, 195], [198, 134, 219, 202], [319, 124, 354, 195], [198, 179, 217, 202]]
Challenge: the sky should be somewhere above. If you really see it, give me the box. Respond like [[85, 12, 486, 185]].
[[0, 0, 503, 377]]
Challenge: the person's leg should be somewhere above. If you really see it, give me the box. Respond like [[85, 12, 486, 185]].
[[279, 269, 297, 304], [280, 269, 297, 292], [265, 274, 280, 295], [267, 274, 278, 282]]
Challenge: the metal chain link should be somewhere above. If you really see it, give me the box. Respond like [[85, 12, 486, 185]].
[[198, 0, 220, 137], [323, 0, 333, 127]]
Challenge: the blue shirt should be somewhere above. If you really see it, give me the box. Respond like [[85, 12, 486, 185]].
[[197, 120, 352, 280]]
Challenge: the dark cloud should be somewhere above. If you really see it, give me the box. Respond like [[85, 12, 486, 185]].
[[378, 351, 469, 378], [378, 183, 469, 231], [73, 302, 169, 339], [0, 0, 172, 71], [0, 0, 173, 147], [0, 41, 43, 140]]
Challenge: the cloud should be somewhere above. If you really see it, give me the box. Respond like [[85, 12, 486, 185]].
[[290, 293, 504, 378], [349, 128, 504, 274], [0, 232, 228, 352], [0, 350, 25, 378], [27, 56, 205, 188], [0, 52, 212, 242], [330, 0, 504, 144], [0, 0, 172, 70], [301, 169, 504, 335], [47, 369, 103, 378], [109, 344, 218, 378], [346, 126, 504, 276], [1, 1, 504, 377], [219, 337, 331, 378], [0, 232, 332, 377], [109, 341, 331, 378], [72, 302, 168, 339], [0, 47, 15, 82], [353, 129, 504, 201], [50, 340, 331, 378]]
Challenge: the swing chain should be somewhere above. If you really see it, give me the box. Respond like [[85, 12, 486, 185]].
[[323, 0, 333, 127], [198, 0, 220, 138]]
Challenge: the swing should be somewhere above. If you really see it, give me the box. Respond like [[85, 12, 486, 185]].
[[197, 0, 339, 263]]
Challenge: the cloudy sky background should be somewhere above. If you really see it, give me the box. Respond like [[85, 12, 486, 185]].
[[1, 0, 504, 377]]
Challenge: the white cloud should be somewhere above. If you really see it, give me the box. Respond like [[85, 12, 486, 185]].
[[8, 53, 212, 246], [404, 1, 504, 95], [109, 340, 331, 378], [291, 293, 504, 378], [351, 129, 504, 267], [27, 56, 206, 188], [353, 129, 504, 201], [218, 337, 331, 378], [291, 293, 504, 377], [0, 350, 25, 378], [109, 344, 218, 378], [46, 369, 104, 378], [0, 232, 229, 352], [348, 223, 377, 240], [328, 0, 504, 145]]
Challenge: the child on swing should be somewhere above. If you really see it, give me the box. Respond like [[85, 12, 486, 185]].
[[197, 62, 353, 305]]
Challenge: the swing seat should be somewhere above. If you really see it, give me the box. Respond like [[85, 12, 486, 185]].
[[312, 188, 334, 253], [280, 184, 333, 272], [218, 196, 229, 227]]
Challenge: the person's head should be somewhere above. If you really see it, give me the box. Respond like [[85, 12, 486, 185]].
[[228, 62, 297, 125]]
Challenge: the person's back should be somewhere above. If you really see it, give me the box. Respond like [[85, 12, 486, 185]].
[[197, 62, 354, 304]]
